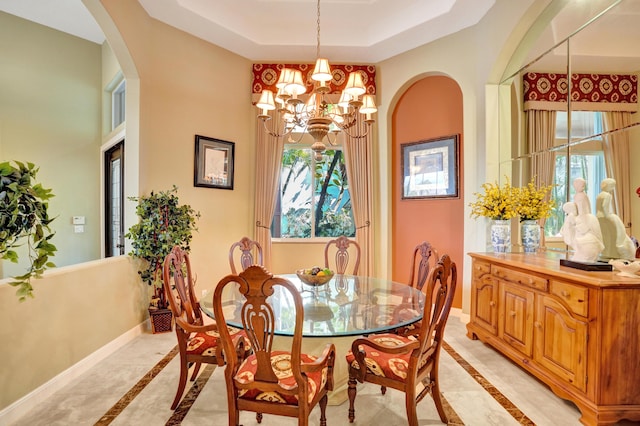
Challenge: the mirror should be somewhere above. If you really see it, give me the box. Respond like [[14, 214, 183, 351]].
[[498, 0, 640, 257]]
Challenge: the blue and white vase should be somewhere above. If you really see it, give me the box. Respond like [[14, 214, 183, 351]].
[[491, 219, 511, 253], [521, 219, 540, 253]]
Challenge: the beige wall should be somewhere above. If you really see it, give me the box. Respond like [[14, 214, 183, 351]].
[[0, 12, 102, 277], [0, 257, 147, 411], [97, 0, 256, 292]]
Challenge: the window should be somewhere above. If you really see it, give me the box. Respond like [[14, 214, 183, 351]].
[[546, 111, 606, 236], [112, 79, 126, 130], [272, 147, 355, 239]]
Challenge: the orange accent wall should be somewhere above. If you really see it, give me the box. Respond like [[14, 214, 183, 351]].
[[392, 75, 464, 308]]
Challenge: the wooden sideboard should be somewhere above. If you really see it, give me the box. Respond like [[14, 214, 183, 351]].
[[466, 252, 640, 426]]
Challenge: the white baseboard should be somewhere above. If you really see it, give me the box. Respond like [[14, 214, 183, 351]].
[[0, 321, 148, 425], [450, 307, 470, 324]]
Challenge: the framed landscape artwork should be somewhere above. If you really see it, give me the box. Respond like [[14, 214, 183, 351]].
[[401, 135, 459, 199], [194, 135, 235, 190]]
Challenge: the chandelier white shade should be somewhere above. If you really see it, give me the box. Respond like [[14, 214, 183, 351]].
[[255, 0, 376, 160]]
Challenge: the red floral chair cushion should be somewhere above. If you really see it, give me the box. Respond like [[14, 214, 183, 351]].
[[345, 333, 418, 379], [233, 351, 328, 405], [186, 327, 249, 356]]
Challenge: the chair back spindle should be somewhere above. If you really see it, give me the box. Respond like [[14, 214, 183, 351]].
[[229, 236, 263, 274], [324, 235, 361, 275]]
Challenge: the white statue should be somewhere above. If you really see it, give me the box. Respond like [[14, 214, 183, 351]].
[[596, 178, 635, 259], [559, 180, 605, 262], [573, 177, 592, 215], [560, 202, 577, 248]]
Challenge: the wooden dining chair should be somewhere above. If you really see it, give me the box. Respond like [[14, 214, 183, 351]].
[[408, 240, 439, 291], [346, 254, 457, 425], [162, 246, 250, 410], [366, 241, 438, 336], [229, 236, 263, 274], [324, 235, 361, 275], [391, 240, 439, 336], [213, 265, 336, 426]]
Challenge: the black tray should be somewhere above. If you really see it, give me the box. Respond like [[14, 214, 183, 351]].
[[559, 259, 613, 271]]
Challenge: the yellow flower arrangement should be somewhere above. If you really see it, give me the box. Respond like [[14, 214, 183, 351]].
[[469, 179, 517, 220], [514, 179, 556, 221]]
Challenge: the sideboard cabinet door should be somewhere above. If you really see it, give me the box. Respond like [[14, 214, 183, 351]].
[[498, 281, 535, 358], [470, 261, 498, 336], [534, 294, 588, 392]]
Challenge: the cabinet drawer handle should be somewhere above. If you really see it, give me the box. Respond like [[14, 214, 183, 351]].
[[509, 311, 516, 317], [534, 321, 542, 328], [489, 301, 496, 307], [561, 290, 570, 298]]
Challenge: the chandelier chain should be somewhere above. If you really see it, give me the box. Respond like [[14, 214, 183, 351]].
[[316, 0, 321, 59]]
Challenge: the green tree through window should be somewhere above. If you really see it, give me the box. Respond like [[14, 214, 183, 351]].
[[272, 148, 355, 238]]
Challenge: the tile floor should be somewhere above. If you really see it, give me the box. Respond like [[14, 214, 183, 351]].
[[7, 315, 633, 425]]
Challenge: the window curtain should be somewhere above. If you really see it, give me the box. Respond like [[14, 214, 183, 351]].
[[342, 114, 374, 277], [602, 111, 632, 229], [526, 109, 557, 188], [253, 119, 284, 269]]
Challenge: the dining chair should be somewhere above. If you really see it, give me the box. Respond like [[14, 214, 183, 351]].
[[162, 246, 250, 410], [324, 235, 361, 275], [391, 240, 439, 336], [366, 241, 438, 335], [346, 254, 457, 425], [213, 265, 336, 426], [228, 236, 263, 274]]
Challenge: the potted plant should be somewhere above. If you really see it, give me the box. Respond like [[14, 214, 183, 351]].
[[125, 185, 200, 333], [468, 178, 517, 253], [513, 179, 555, 253], [0, 161, 57, 301]]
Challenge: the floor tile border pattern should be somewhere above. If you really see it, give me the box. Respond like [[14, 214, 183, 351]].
[[89, 340, 534, 425], [165, 364, 217, 425], [442, 341, 536, 425], [93, 345, 179, 426]]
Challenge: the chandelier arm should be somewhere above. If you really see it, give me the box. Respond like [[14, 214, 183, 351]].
[[287, 129, 307, 144], [260, 117, 295, 139], [337, 119, 372, 140], [325, 131, 339, 146]]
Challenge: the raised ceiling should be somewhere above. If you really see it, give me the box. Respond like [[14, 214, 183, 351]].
[[0, 0, 496, 63]]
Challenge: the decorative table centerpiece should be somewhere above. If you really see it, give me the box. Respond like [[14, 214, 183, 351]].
[[469, 179, 517, 253], [513, 179, 555, 253], [296, 267, 334, 286]]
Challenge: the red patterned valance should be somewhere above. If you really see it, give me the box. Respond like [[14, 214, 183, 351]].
[[252, 63, 376, 95], [523, 72, 637, 112]]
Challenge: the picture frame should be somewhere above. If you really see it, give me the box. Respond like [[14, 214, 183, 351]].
[[194, 135, 235, 190], [401, 135, 459, 199]]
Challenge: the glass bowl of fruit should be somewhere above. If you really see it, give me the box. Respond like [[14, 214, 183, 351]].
[[296, 267, 334, 286]]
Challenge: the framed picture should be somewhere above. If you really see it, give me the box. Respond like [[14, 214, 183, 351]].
[[194, 135, 235, 190], [401, 135, 459, 199]]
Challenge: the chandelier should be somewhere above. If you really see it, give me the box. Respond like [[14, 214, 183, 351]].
[[255, 0, 377, 160]]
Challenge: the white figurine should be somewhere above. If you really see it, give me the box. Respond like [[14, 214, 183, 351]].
[[596, 178, 635, 259], [560, 179, 605, 262], [573, 177, 592, 215], [560, 202, 577, 248]]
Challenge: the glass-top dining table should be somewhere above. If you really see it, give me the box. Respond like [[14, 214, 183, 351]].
[[200, 273, 425, 404]]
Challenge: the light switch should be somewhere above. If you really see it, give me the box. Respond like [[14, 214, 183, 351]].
[[72, 216, 85, 225], [74, 225, 84, 233]]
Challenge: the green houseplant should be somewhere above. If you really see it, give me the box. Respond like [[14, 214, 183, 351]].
[[0, 161, 57, 301], [125, 186, 200, 312]]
